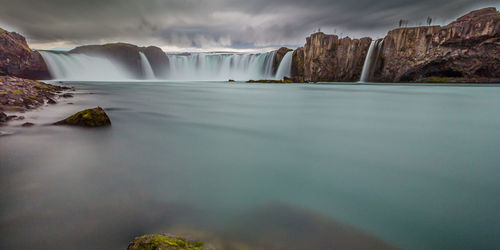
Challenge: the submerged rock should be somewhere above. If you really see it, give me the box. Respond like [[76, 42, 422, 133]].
[[22, 122, 34, 127], [54, 107, 111, 127], [127, 234, 206, 250], [0, 112, 7, 123]]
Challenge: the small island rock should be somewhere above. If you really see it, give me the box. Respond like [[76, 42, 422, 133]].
[[54, 107, 111, 127]]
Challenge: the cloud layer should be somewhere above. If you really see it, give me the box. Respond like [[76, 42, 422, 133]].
[[0, 0, 498, 51]]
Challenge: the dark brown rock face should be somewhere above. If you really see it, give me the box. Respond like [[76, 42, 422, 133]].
[[374, 7, 500, 82], [140, 46, 170, 78], [299, 32, 372, 82], [0, 28, 51, 79], [291, 47, 305, 82], [273, 47, 292, 74], [70, 43, 169, 79]]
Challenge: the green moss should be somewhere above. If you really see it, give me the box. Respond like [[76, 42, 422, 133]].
[[423, 77, 451, 83], [128, 234, 204, 250], [54, 107, 111, 127], [12, 89, 24, 95], [247, 79, 295, 84]]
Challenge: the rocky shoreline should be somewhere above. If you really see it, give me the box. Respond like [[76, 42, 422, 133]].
[[0, 76, 74, 124]]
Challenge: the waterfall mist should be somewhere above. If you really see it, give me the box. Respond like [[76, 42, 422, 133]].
[[40, 49, 297, 81], [166, 52, 277, 81], [139, 52, 155, 79], [39, 51, 133, 81]]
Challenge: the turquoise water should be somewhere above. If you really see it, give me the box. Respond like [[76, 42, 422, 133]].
[[1, 81, 499, 249]]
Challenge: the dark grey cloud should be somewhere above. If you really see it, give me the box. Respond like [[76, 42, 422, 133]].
[[0, 0, 498, 50]]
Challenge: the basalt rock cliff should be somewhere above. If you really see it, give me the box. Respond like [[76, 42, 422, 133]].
[[0, 28, 51, 79], [291, 33, 372, 82], [373, 7, 500, 82], [290, 7, 499, 83]]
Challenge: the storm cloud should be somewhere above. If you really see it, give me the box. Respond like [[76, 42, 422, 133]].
[[0, 0, 498, 51]]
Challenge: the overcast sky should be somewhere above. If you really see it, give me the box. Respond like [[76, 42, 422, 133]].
[[0, 0, 498, 52]]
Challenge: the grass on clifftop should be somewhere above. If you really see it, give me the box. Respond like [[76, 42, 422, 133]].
[[127, 234, 205, 250]]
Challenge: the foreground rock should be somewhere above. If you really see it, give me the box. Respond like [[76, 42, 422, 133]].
[[0, 28, 51, 79], [54, 107, 111, 127], [0, 76, 68, 112], [373, 7, 500, 82], [127, 234, 207, 250]]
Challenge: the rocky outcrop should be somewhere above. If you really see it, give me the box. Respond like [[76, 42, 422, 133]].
[[291, 47, 305, 82], [293, 32, 372, 82], [127, 234, 208, 250], [70, 43, 169, 79], [54, 107, 111, 127], [373, 7, 500, 82], [273, 47, 292, 74], [140, 46, 170, 78], [0, 28, 51, 79], [0, 75, 69, 112]]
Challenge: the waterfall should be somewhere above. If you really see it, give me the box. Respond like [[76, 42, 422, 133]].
[[41, 50, 280, 81], [139, 52, 155, 79], [166, 51, 276, 81], [40, 51, 133, 81], [275, 51, 293, 80], [360, 39, 383, 82]]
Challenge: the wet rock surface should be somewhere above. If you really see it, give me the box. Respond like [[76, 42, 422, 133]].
[[0, 75, 69, 112], [54, 107, 111, 127]]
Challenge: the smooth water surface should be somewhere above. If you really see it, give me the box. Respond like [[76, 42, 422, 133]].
[[1, 81, 499, 249]]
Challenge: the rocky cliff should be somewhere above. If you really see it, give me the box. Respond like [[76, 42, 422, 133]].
[[373, 7, 500, 82], [0, 28, 51, 79], [273, 47, 293, 74], [292, 32, 372, 82], [70, 43, 169, 79]]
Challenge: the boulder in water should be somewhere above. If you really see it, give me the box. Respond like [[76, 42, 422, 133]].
[[0, 112, 7, 123], [54, 107, 111, 127]]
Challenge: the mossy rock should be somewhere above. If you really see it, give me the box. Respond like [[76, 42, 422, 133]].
[[127, 234, 205, 250], [54, 107, 111, 127]]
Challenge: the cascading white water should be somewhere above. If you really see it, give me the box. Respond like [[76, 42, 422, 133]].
[[166, 51, 277, 81], [360, 39, 383, 82], [139, 52, 155, 79], [41, 50, 280, 81], [40, 51, 133, 81], [275, 51, 293, 80], [360, 41, 376, 82]]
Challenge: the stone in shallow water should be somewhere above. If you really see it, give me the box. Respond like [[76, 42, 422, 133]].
[[0, 112, 7, 123], [54, 107, 111, 127], [22, 122, 34, 127]]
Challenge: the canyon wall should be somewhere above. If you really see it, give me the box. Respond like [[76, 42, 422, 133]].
[[374, 7, 500, 82], [0, 28, 51, 79], [292, 33, 372, 82]]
